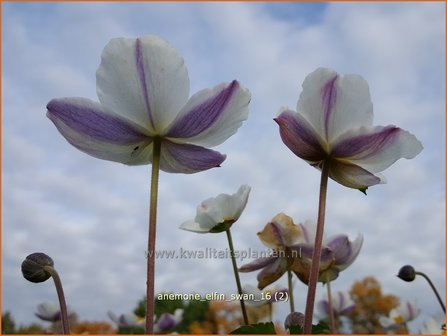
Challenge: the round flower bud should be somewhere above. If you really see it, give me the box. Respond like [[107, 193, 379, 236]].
[[284, 312, 305, 329], [397, 265, 416, 282], [21, 252, 54, 283]]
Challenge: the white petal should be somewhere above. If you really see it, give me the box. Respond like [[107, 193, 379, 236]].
[[97, 35, 189, 133], [297, 67, 373, 143], [332, 125, 423, 174], [166, 81, 250, 147], [179, 219, 212, 234]]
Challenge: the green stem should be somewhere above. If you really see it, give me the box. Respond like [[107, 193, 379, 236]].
[[43, 266, 70, 334], [146, 138, 161, 334], [303, 161, 330, 333], [415, 271, 446, 313], [287, 269, 295, 313], [226, 228, 249, 325], [325, 278, 337, 334]]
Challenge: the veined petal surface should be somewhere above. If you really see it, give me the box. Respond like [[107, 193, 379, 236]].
[[97, 35, 189, 133], [160, 141, 225, 174], [47, 98, 152, 164], [166, 81, 250, 147], [275, 109, 326, 163], [297, 68, 373, 143], [332, 125, 423, 174]]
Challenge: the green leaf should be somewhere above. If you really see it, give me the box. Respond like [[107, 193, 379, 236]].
[[287, 321, 330, 334], [230, 322, 276, 334]]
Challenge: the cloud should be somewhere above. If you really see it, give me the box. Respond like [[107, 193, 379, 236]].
[[3, 2, 444, 332]]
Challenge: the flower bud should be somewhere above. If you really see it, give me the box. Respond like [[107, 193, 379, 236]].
[[22, 253, 54, 283], [397, 265, 416, 282], [284, 311, 304, 329]]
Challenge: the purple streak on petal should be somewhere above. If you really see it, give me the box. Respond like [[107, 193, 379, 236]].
[[270, 222, 285, 247], [332, 126, 400, 159], [239, 256, 277, 272], [321, 75, 338, 138], [167, 81, 239, 138], [319, 300, 330, 316], [160, 141, 226, 174], [407, 302, 415, 320], [326, 235, 351, 265], [47, 98, 148, 144], [157, 313, 176, 331], [275, 110, 326, 162], [299, 223, 311, 243], [257, 258, 287, 289], [135, 38, 155, 129]]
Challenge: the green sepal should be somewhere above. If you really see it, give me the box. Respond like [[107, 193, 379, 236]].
[[230, 322, 277, 334], [209, 220, 235, 233]]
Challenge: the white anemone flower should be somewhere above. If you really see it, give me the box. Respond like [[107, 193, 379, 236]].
[[180, 185, 251, 233]]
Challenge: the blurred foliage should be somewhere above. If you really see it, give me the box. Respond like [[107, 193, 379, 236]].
[[2, 311, 45, 334], [4, 280, 410, 334]]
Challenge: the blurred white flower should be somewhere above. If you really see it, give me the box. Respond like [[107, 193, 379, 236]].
[[379, 301, 420, 329]]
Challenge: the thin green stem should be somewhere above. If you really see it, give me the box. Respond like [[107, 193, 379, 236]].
[[43, 266, 70, 334], [415, 271, 446, 313], [226, 228, 249, 325], [287, 269, 295, 313], [146, 138, 161, 334], [303, 161, 330, 333], [325, 278, 337, 334]]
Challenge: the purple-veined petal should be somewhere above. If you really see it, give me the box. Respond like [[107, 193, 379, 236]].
[[326, 235, 352, 265], [296, 68, 373, 143], [336, 234, 363, 272], [328, 160, 382, 191], [275, 109, 327, 164], [290, 245, 334, 284], [298, 220, 318, 244], [47, 98, 153, 165], [332, 125, 423, 174], [257, 257, 288, 289], [166, 81, 250, 147], [97, 35, 189, 133], [159, 140, 226, 174], [239, 256, 277, 273]]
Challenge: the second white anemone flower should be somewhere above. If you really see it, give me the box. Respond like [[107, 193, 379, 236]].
[[180, 185, 251, 233]]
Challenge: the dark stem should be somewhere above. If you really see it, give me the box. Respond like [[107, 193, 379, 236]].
[[416, 271, 446, 313], [325, 278, 337, 334], [226, 228, 249, 325], [43, 266, 70, 334], [303, 161, 330, 333], [287, 269, 295, 313], [146, 138, 161, 334]]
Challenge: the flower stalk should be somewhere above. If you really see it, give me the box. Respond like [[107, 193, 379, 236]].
[[325, 277, 337, 334], [415, 271, 446, 313], [226, 228, 249, 325], [303, 161, 330, 333], [43, 266, 70, 335], [287, 269, 295, 313], [146, 138, 161, 334]]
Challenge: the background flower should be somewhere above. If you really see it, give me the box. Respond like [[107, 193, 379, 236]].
[[379, 301, 420, 329], [180, 185, 251, 233], [316, 291, 355, 320]]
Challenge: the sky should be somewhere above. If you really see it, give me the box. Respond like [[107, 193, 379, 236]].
[[2, 1, 445, 333]]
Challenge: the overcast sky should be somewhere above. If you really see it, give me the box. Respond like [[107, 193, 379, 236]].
[[3, 2, 445, 333]]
